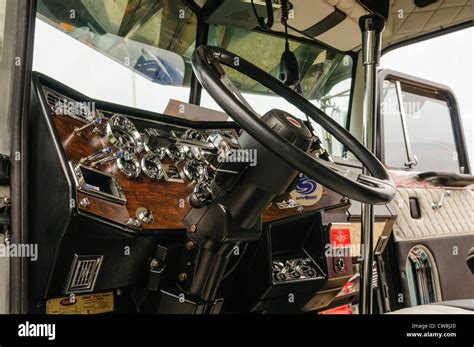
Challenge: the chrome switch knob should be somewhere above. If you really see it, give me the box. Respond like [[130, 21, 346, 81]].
[[136, 207, 154, 225]]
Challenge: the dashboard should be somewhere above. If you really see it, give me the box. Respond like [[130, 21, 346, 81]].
[[36, 75, 348, 232], [26, 73, 397, 313]]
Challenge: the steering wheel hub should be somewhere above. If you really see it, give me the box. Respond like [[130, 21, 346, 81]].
[[261, 109, 312, 150]]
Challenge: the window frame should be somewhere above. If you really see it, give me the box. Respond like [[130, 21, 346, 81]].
[[377, 69, 471, 174]]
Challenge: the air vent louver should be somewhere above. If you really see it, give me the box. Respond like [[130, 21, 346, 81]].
[[42, 86, 93, 122], [65, 254, 103, 294]]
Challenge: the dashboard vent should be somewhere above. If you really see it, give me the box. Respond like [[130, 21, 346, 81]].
[[65, 254, 103, 294], [42, 86, 93, 123]]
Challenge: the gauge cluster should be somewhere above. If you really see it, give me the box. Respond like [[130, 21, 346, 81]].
[[40, 81, 347, 231], [61, 105, 241, 211]]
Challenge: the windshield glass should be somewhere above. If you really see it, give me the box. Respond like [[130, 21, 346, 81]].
[[35, 0, 197, 112], [35, 0, 354, 157], [201, 25, 353, 156]]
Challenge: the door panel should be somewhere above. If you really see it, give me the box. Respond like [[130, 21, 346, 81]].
[[392, 187, 473, 242], [392, 185, 474, 306], [378, 70, 473, 309]]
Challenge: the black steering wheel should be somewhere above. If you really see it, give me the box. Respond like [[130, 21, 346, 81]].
[[192, 46, 395, 204]]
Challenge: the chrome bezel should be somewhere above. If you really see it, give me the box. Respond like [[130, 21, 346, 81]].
[[106, 114, 144, 153], [117, 154, 141, 178], [141, 153, 164, 180], [165, 144, 186, 161], [183, 160, 206, 182], [71, 163, 127, 205], [143, 128, 168, 159]]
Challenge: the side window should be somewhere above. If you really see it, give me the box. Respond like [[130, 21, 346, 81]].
[[402, 89, 459, 172], [381, 75, 461, 173]]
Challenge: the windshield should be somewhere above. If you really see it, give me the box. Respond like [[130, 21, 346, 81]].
[[201, 25, 353, 156], [35, 0, 354, 157]]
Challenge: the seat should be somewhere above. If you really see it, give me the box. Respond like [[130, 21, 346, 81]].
[[389, 300, 474, 314]]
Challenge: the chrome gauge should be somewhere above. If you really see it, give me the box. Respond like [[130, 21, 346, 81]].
[[182, 129, 207, 142], [183, 160, 206, 182], [106, 114, 144, 153], [141, 153, 164, 180], [143, 128, 168, 159], [166, 144, 186, 161], [117, 152, 141, 178]]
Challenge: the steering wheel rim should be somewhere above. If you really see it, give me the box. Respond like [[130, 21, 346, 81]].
[[192, 45, 395, 204]]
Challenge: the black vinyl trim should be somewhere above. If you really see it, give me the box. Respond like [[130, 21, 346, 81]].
[[302, 9, 346, 38]]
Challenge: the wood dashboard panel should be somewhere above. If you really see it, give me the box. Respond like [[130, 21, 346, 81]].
[[53, 114, 348, 230]]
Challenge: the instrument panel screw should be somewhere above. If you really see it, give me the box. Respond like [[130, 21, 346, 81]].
[[296, 206, 304, 213], [150, 259, 161, 270], [178, 273, 188, 282], [79, 197, 90, 208], [189, 224, 197, 233], [185, 241, 195, 251]]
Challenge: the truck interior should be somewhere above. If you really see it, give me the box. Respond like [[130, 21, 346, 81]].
[[0, 0, 473, 315]]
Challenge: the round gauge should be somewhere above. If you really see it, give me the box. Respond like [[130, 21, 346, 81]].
[[143, 128, 170, 159], [166, 144, 186, 161], [183, 129, 207, 142], [204, 165, 215, 182], [183, 160, 206, 182], [117, 153, 141, 178], [106, 114, 144, 153], [141, 153, 164, 180]]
